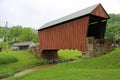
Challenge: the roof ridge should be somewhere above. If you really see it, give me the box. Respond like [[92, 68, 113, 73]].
[[38, 3, 100, 30]]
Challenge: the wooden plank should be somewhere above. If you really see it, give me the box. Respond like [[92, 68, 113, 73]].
[[38, 16, 89, 51], [91, 4, 109, 18]]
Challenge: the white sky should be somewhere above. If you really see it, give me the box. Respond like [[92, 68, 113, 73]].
[[0, 0, 120, 29]]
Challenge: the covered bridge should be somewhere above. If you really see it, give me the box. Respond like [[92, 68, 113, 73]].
[[38, 3, 110, 59]]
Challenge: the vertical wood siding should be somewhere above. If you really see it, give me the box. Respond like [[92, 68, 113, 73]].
[[38, 16, 89, 51], [91, 4, 109, 18]]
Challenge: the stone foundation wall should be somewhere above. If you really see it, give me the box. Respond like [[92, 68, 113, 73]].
[[82, 37, 114, 58]]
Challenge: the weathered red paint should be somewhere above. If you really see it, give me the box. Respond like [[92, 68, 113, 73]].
[[38, 4, 109, 53], [38, 16, 89, 51], [91, 4, 109, 18]]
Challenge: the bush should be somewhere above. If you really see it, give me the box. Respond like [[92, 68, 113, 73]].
[[0, 53, 18, 65], [58, 49, 82, 62]]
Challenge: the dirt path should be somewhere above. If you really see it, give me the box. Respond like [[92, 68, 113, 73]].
[[1, 64, 55, 80], [13, 60, 80, 77], [14, 64, 55, 77], [1, 59, 80, 80]]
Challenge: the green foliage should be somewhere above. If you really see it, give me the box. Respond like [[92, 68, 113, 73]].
[[0, 53, 18, 65], [58, 49, 82, 61], [108, 14, 120, 23], [0, 51, 45, 78], [9, 48, 120, 80], [18, 27, 38, 42], [0, 26, 38, 43], [0, 42, 11, 51], [9, 26, 22, 42], [106, 14, 120, 40], [0, 26, 7, 38]]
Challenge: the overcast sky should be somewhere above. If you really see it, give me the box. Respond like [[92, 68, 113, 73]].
[[0, 0, 120, 29]]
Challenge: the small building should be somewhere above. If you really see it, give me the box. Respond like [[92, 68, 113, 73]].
[[12, 42, 35, 50], [38, 3, 110, 59], [0, 37, 4, 42]]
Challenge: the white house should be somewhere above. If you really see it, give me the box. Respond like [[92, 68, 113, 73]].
[[11, 42, 36, 50]]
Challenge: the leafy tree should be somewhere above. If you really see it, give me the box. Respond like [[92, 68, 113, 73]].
[[9, 25, 22, 42], [0, 26, 6, 38], [18, 27, 38, 42], [0, 25, 38, 43], [105, 14, 120, 40]]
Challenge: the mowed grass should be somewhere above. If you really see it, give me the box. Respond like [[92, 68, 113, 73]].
[[8, 69, 120, 80], [8, 48, 120, 80], [0, 51, 45, 78]]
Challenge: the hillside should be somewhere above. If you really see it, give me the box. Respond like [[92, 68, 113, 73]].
[[63, 48, 120, 69], [0, 51, 45, 78], [8, 48, 120, 80]]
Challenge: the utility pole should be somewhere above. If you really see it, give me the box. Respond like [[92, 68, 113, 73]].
[[6, 21, 8, 53]]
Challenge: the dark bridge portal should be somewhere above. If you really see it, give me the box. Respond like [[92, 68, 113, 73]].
[[87, 15, 107, 39]]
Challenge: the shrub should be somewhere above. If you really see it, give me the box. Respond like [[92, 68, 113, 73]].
[[58, 49, 82, 62], [0, 53, 18, 65]]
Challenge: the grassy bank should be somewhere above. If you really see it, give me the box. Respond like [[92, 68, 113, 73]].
[[9, 48, 120, 80], [0, 53, 18, 65], [0, 51, 45, 78]]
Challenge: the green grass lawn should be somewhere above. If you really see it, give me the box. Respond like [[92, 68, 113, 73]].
[[0, 50, 45, 78], [8, 69, 120, 80], [8, 48, 120, 80]]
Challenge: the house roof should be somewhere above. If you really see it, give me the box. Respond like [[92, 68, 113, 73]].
[[12, 42, 34, 47], [38, 3, 104, 31]]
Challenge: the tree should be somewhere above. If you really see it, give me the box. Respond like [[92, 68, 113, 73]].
[[18, 27, 38, 42], [0, 26, 6, 38], [9, 25, 22, 42], [105, 14, 120, 40]]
